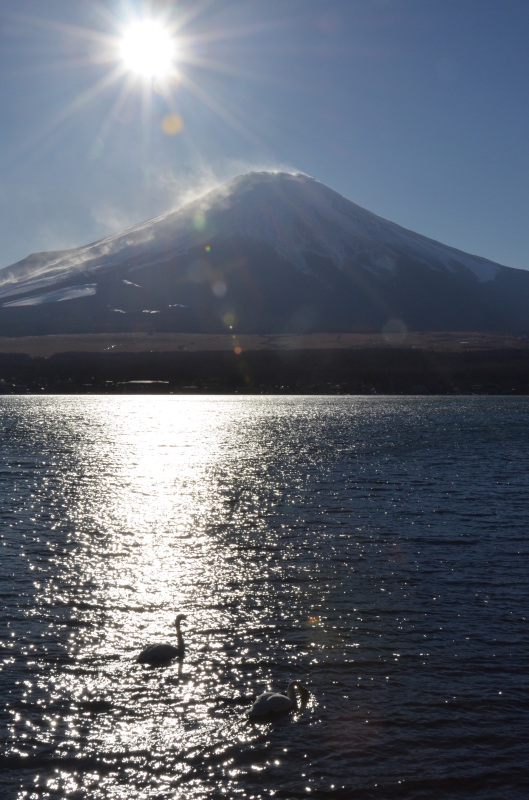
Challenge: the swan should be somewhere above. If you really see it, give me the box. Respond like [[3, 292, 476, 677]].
[[248, 681, 310, 718], [137, 613, 187, 665]]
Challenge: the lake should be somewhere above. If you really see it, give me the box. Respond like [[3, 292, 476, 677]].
[[1, 395, 528, 799]]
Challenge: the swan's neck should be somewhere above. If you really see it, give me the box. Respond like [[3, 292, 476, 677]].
[[175, 620, 184, 651], [286, 683, 298, 706]]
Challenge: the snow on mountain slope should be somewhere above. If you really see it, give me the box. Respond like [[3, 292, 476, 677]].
[[200, 171, 503, 281], [3, 284, 97, 307], [0, 171, 504, 305]]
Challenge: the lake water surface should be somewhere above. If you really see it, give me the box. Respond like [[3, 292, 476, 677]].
[[1, 396, 528, 799]]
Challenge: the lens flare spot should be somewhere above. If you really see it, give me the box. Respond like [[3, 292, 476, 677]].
[[306, 615, 321, 625], [193, 212, 206, 231], [205, 245, 211, 253], [161, 113, 183, 135], [382, 318, 409, 348], [223, 312, 236, 329], [234, 346, 242, 355], [212, 280, 226, 298]]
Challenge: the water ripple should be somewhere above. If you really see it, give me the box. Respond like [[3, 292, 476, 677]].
[[0, 396, 528, 799]]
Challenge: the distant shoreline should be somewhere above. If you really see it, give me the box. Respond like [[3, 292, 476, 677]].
[[1, 332, 528, 395], [0, 331, 528, 357]]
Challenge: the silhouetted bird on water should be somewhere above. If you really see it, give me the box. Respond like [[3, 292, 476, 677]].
[[248, 681, 310, 718], [137, 613, 187, 665]]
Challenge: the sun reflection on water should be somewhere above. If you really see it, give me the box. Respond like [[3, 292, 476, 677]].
[[9, 391, 326, 797], [3, 395, 319, 796]]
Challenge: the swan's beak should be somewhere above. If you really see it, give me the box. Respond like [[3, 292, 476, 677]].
[[298, 685, 310, 705]]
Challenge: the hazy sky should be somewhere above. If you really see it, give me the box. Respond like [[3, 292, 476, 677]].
[[1, 0, 528, 271]]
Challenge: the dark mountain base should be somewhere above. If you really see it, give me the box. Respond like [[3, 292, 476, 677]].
[[1, 343, 528, 395]]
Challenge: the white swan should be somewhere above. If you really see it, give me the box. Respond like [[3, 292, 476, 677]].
[[137, 613, 187, 665], [248, 681, 310, 718]]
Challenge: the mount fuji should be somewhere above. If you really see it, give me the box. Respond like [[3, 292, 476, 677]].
[[1, 171, 528, 336]]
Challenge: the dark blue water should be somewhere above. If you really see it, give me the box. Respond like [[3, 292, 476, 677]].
[[1, 396, 528, 799]]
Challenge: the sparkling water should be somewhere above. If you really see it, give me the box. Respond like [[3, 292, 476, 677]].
[[1, 396, 528, 799]]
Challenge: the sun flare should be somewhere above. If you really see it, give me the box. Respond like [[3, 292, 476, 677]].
[[119, 20, 178, 79], [17, 5, 263, 167]]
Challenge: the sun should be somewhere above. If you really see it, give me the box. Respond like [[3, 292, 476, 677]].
[[18, 5, 263, 165], [119, 19, 178, 79]]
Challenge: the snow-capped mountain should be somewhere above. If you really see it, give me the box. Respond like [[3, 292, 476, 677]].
[[0, 171, 528, 336]]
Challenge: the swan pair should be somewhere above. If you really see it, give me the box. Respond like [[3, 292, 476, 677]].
[[136, 614, 310, 717]]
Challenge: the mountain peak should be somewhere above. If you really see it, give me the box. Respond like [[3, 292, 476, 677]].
[[0, 171, 527, 336]]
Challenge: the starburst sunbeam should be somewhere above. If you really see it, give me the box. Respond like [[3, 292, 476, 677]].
[[4, 1, 276, 167]]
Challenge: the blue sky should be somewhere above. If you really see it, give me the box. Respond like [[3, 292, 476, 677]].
[[1, 0, 528, 271]]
